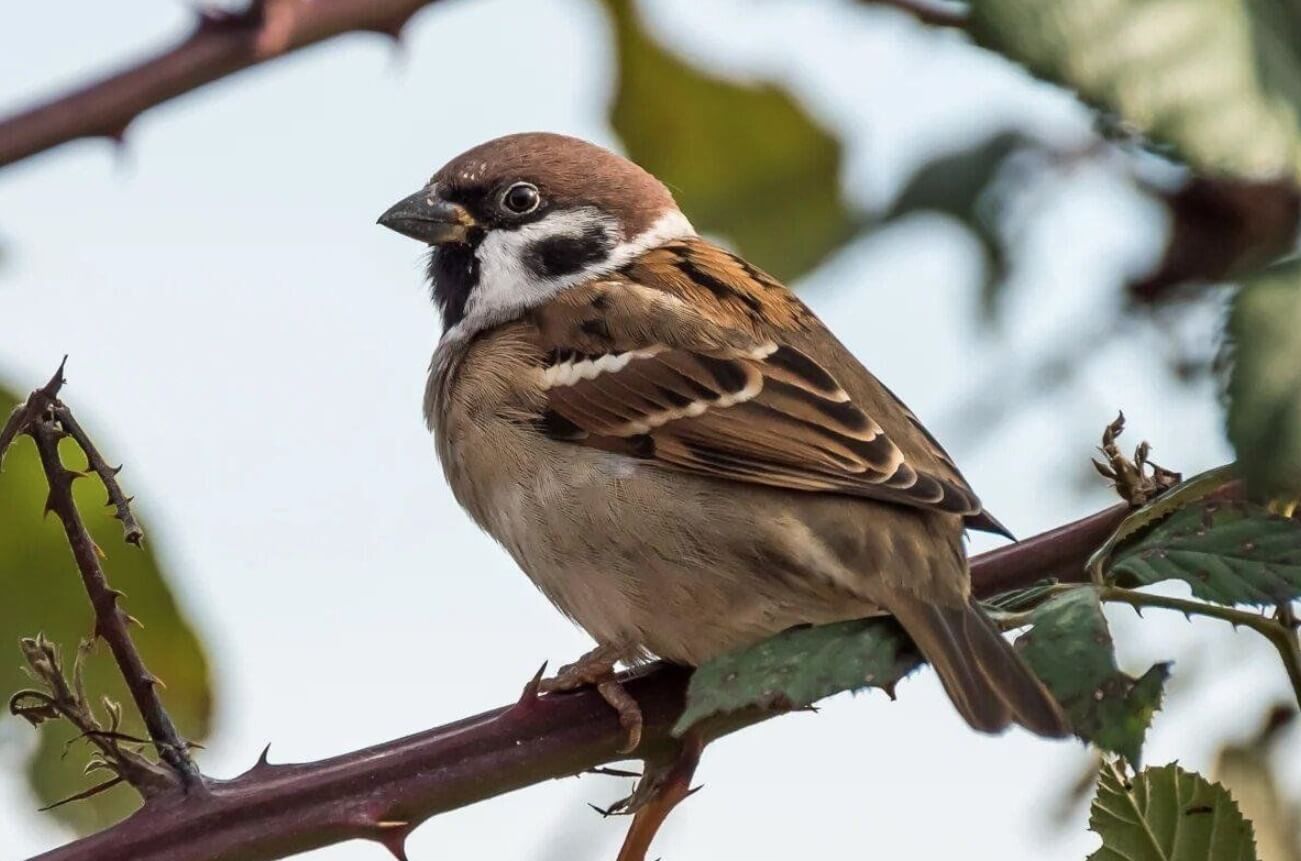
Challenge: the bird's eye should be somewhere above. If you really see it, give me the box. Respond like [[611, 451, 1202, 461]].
[[501, 182, 541, 215]]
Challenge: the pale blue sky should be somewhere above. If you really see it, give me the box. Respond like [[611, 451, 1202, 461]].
[[1, 2, 1281, 859]]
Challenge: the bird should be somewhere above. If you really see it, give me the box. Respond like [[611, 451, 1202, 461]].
[[378, 131, 1069, 750]]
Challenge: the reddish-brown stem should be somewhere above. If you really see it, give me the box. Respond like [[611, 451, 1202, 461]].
[[28, 500, 1130, 861], [615, 733, 705, 861], [0, 0, 444, 169]]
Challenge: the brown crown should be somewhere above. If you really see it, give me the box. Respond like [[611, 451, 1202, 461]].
[[433, 132, 679, 237]]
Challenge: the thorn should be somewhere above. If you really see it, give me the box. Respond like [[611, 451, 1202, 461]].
[[363, 9, 418, 42], [588, 766, 642, 778], [881, 682, 897, 701], [589, 802, 616, 818], [256, 743, 272, 767], [39, 357, 69, 398], [511, 662, 548, 714], [38, 775, 125, 810], [371, 819, 411, 861], [103, 122, 130, 146]]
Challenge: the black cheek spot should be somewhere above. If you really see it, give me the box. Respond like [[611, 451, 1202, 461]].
[[524, 223, 615, 278]]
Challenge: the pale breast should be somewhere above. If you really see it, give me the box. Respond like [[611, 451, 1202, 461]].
[[426, 323, 963, 665]]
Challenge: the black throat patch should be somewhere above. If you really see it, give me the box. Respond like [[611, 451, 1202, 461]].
[[523, 223, 616, 279], [426, 241, 480, 330]]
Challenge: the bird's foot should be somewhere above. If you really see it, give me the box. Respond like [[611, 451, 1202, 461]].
[[539, 645, 642, 753]]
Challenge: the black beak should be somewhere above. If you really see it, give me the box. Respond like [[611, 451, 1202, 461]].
[[377, 190, 476, 245]]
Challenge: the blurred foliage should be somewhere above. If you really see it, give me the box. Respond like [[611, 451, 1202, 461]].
[[1089, 763, 1258, 861], [604, 0, 858, 283], [883, 130, 1032, 317], [1130, 178, 1300, 302], [1228, 260, 1301, 496], [1014, 588, 1167, 765], [1108, 499, 1301, 605], [970, 0, 1301, 183], [0, 384, 212, 833], [1214, 706, 1301, 861]]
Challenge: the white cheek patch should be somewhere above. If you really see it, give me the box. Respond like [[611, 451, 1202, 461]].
[[443, 209, 697, 345]]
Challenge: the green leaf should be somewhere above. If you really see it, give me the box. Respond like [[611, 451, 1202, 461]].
[[1087, 464, 1240, 576], [604, 0, 858, 282], [1228, 259, 1301, 496], [1014, 587, 1168, 764], [0, 384, 213, 833], [970, 0, 1301, 182], [1108, 499, 1301, 605], [674, 617, 922, 736], [1089, 762, 1258, 861]]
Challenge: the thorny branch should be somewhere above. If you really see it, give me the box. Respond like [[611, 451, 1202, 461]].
[[20, 485, 1132, 861], [6, 364, 199, 789], [0, 0, 445, 169], [49, 404, 143, 545], [0, 0, 984, 172]]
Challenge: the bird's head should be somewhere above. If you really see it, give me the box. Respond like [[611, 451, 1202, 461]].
[[379, 132, 694, 337]]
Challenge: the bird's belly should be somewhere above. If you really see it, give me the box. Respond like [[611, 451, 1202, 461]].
[[461, 435, 888, 665]]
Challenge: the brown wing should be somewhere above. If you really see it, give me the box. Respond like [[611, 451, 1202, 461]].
[[529, 239, 1005, 531]]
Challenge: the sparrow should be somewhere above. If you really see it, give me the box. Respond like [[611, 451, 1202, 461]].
[[379, 132, 1069, 748]]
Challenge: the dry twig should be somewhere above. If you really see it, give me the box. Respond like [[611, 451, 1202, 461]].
[[7, 362, 198, 787], [1092, 412, 1181, 507]]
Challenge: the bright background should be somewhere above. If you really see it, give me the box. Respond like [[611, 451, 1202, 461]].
[[1, 1, 1291, 858]]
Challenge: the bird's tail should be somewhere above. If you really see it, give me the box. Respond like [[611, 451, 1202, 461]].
[[886, 591, 1070, 738]]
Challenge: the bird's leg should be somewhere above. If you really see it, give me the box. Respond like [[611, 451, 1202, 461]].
[[539, 644, 642, 753]]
